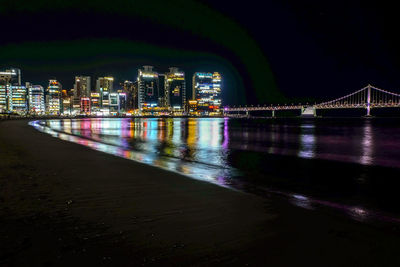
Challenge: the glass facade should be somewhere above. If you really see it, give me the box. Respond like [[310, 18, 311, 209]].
[[165, 67, 186, 113], [138, 66, 160, 112], [74, 76, 91, 98], [109, 93, 119, 113], [0, 85, 7, 112], [28, 85, 45, 114], [9, 86, 27, 113], [90, 92, 101, 114], [46, 80, 62, 115], [80, 97, 91, 114], [192, 72, 222, 115], [118, 92, 127, 113], [96, 77, 113, 110]]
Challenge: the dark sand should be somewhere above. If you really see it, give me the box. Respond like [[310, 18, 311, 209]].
[[1, 120, 400, 266]]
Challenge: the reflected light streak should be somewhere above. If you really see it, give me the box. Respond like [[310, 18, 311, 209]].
[[298, 122, 316, 159], [360, 121, 374, 165]]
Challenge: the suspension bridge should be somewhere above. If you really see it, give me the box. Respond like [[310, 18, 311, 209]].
[[223, 84, 400, 117]]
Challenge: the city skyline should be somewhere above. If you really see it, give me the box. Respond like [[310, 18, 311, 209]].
[[0, 66, 223, 116]]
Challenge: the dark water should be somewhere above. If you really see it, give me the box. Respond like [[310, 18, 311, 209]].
[[30, 117, 400, 224]]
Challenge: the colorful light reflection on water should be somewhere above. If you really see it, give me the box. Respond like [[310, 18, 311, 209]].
[[29, 118, 238, 189], [29, 118, 400, 225]]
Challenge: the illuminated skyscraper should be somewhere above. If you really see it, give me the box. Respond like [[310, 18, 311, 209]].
[[0, 84, 7, 112], [0, 68, 21, 86], [46, 80, 62, 115], [109, 93, 119, 113], [118, 92, 127, 113], [96, 77, 114, 111], [165, 67, 186, 113], [73, 76, 91, 114], [28, 85, 45, 114], [192, 72, 222, 115], [90, 92, 101, 114], [0, 74, 11, 112], [122, 80, 138, 111], [80, 97, 91, 114], [0, 69, 20, 112], [212, 72, 222, 112], [8, 85, 27, 113], [138, 66, 160, 112], [62, 90, 73, 115], [74, 76, 91, 98]]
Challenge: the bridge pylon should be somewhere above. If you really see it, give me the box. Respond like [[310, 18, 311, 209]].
[[301, 106, 316, 117], [366, 84, 371, 116]]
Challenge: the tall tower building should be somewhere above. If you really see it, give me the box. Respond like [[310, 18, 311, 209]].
[[46, 79, 62, 115], [8, 85, 27, 113], [0, 68, 22, 111], [212, 72, 222, 112], [138, 66, 160, 112], [0, 72, 12, 112], [0, 68, 21, 86], [0, 84, 7, 112], [74, 76, 91, 98], [192, 72, 222, 115], [122, 80, 138, 111], [96, 77, 114, 109], [28, 85, 45, 114], [165, 67, 186, 113]]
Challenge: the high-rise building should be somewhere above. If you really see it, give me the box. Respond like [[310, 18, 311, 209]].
[[46, 80, 62, 115], [212, 72, 222, 112], [109, 93, 119, 113], [80, 97, 91, 114], [73, 76, 91, 114], [96, 77, 113, 111], [28, 85, 45, 114], [118, 92, 127, 113], [0, 84, 7, 112], [0, 68, 21, 86], [8, 86, 27, 113], [62, 90, 72, 115], [90, 92, 101, 114], [188, 100, 198, 116], [138, 66, 160, 112], [122, 80, 138, 111], [96, 77, 113, 93], [0, 76, 11, 112], [165, 67, 186, 113], [192, 72, 222, 115], [0, 69, 19, 112], [158, 74, 166, 106], [74, 76, 91, 98]]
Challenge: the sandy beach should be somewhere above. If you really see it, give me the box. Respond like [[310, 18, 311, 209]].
[[1, 119, 400, 266]]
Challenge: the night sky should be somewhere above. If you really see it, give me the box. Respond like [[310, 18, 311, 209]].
[[1, 0, 399, 105]]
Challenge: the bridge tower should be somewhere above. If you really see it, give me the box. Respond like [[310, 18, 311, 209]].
[[301, 106, 316, 117], [366, 84, 371, 116]]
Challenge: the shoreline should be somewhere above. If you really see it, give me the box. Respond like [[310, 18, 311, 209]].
[[2, 120, 400, 265]]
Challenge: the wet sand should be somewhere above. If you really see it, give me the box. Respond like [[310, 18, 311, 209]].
[[1, 120, 400, 266]]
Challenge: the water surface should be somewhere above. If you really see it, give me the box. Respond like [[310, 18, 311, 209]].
[[30, 117, 400, 224]]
